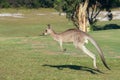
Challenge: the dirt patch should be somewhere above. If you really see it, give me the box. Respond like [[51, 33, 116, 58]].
[[0, 13, 24, 18], [1, 11, 120, 20], [97, 11, 120, 21]]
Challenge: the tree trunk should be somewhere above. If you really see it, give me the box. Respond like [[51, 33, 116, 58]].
[[77, 0, 89, 32]]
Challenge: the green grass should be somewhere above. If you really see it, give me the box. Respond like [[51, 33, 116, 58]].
[[0, 8, 73, 37], [0, 8, 120, 80]]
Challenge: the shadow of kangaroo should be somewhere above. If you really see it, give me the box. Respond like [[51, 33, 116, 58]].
[[43, 64, 104, 74], [43, 24, 110, 70]]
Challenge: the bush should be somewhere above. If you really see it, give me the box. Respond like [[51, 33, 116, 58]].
[[0, 0, 55, 8], [93, 24, 120, 31]]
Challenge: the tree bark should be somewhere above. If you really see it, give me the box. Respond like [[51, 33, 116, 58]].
[[77, 0, 88, 32]]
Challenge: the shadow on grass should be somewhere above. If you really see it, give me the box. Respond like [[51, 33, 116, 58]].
[[93, 24, 120, 31], [43, 64, 103, 74]]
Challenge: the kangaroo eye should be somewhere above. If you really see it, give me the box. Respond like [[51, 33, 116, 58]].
[[45, 30, 47, 32]]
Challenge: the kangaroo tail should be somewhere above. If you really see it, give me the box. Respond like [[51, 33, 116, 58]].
[[86, 36, 110, 70]]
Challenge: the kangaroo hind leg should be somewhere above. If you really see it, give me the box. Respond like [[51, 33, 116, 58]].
[[79, 44, 98, 69]]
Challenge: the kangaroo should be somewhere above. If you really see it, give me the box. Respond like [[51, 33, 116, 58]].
[[43, 24, 110, 70]]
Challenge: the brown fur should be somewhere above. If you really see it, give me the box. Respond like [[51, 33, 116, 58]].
[[43, 24, 110, 70]]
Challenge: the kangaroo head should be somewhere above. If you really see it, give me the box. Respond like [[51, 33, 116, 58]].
[[43, 24, 53, 35]]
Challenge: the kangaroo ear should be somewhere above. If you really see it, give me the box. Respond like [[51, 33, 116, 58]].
[[47, 24, 51, 29]]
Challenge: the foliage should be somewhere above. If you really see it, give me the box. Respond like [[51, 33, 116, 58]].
[[0, 0, 55, 8], [54, 0, 120, 30], [0, 0, 10, 8], [0, 0, 119, 8]]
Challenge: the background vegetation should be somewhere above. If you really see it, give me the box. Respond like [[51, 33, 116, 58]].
[[1, 0, 120, 30], [0, 0, 120, 8]]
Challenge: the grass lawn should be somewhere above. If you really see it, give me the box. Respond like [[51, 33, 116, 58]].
[[0, 8, 120, 80]]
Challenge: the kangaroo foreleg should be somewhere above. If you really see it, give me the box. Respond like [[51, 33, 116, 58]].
[[59, 40, 66, 52]]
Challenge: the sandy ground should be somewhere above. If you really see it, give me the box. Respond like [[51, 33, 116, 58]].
[[0, 13, 24, 18], [97, 11, 120, 21], [0, 11, 120, 21]]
